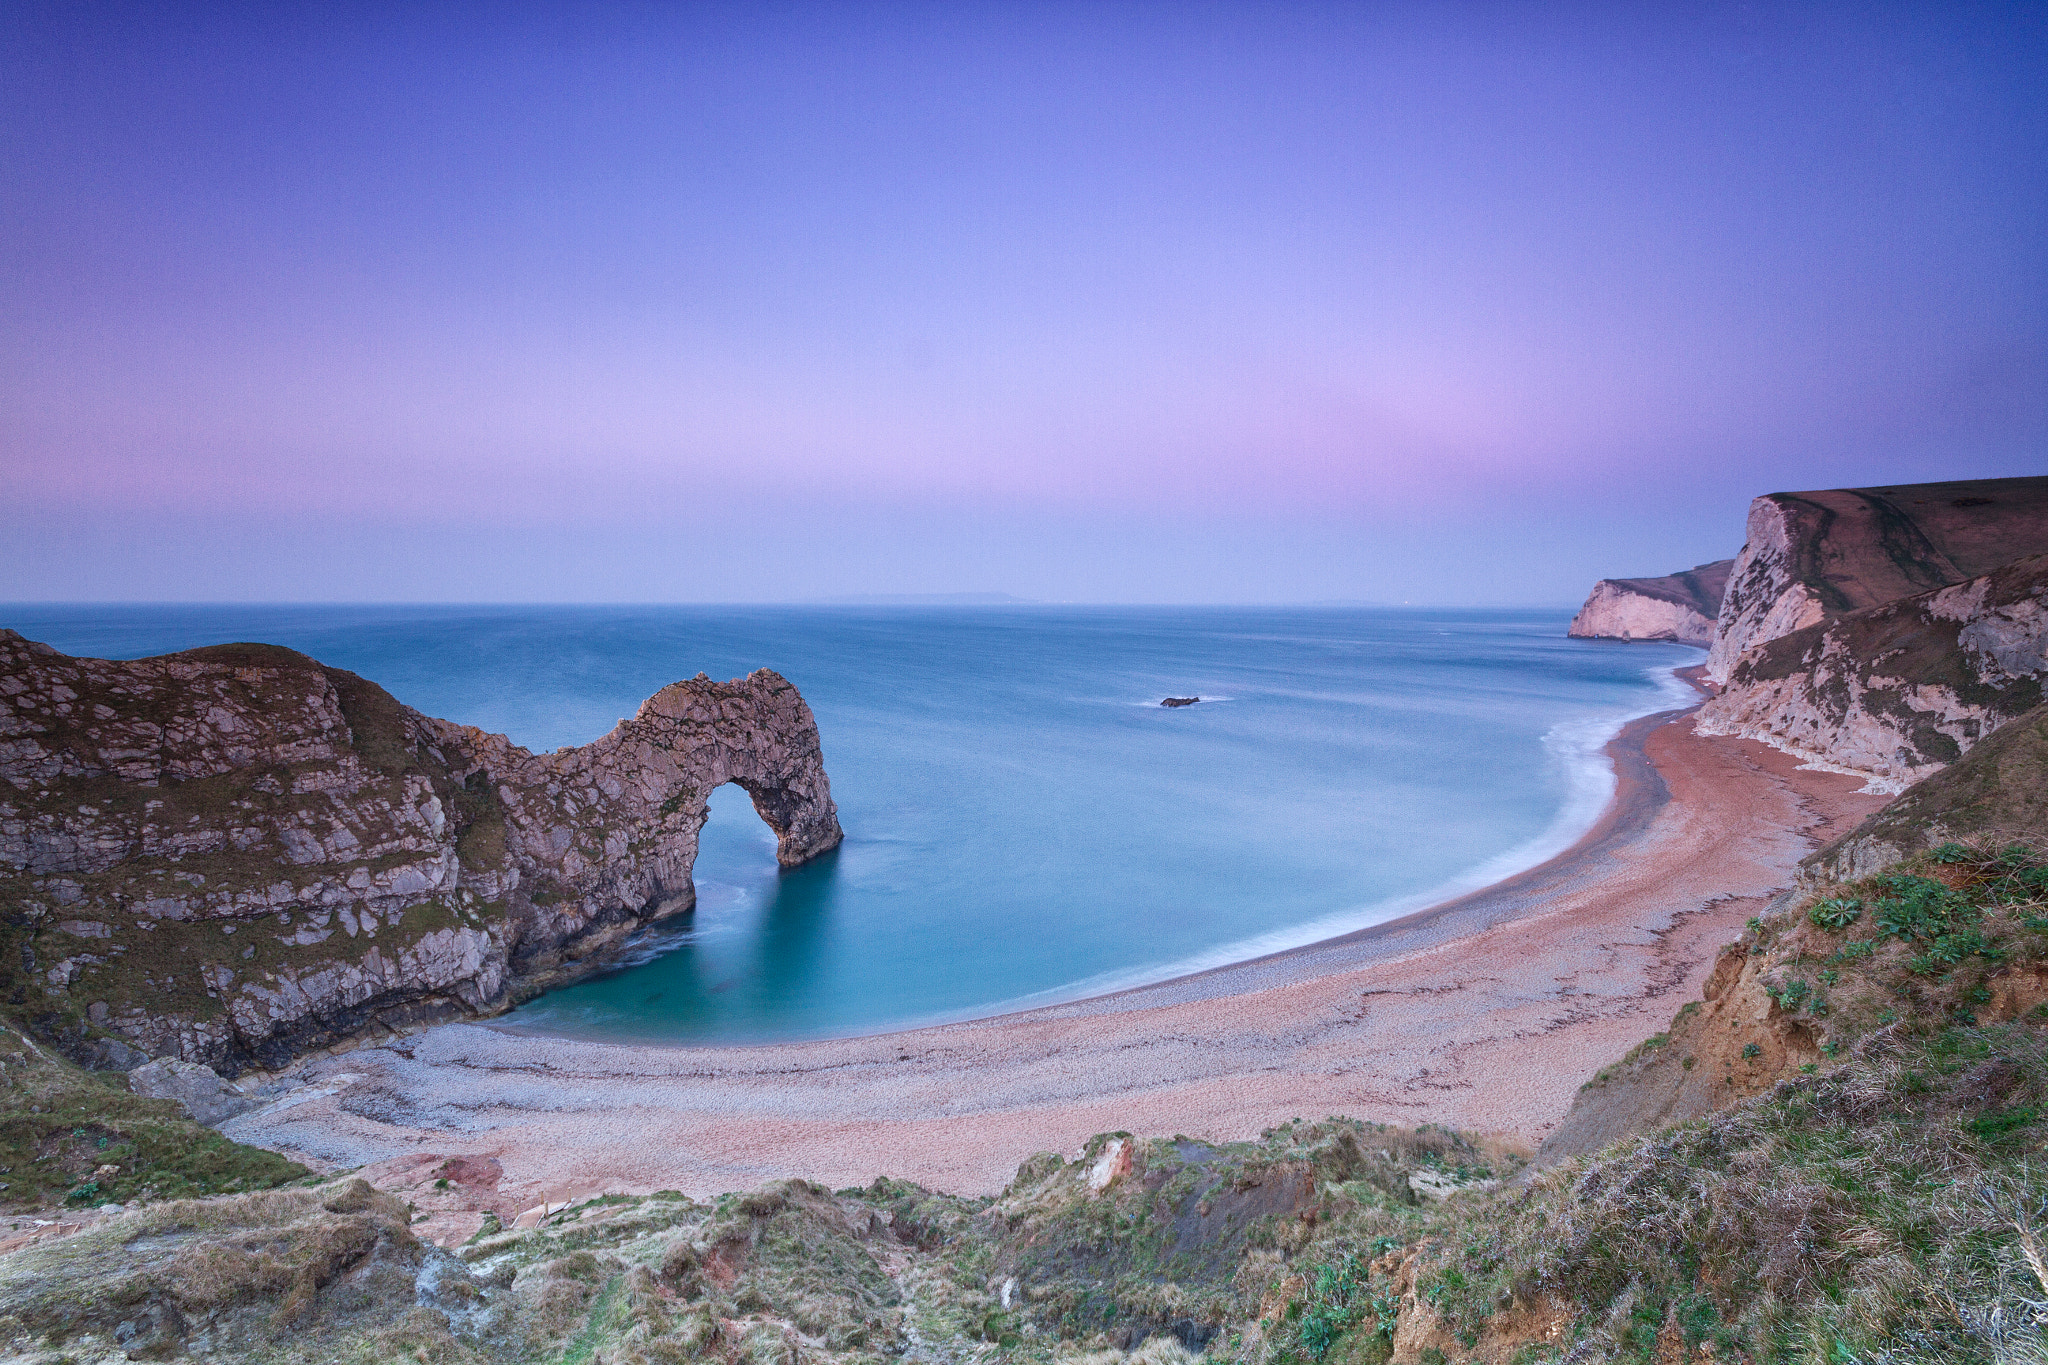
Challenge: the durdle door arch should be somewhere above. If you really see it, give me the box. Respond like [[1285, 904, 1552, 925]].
[[0, 631, 843, 1072]]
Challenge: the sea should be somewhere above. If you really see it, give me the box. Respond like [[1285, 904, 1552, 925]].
[[4, 604, 1699, 1046]]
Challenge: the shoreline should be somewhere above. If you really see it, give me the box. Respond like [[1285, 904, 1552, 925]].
[[488, 687, 1697, 1050], [1078, 702, 1689, 1010], [224, 704, 1888, 1244]]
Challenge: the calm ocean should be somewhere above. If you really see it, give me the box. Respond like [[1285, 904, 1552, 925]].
[[4, 604, 1697, 1044]]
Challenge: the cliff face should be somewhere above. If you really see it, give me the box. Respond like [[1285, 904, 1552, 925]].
[[1694, 553, 2048, 791], [0, 630, 840, 1074], [1798, 700, 2048, 885], [1702, 475, 2048, 683], [1566, 558, 1732, 645]]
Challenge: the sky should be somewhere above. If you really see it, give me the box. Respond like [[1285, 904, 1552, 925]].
[[4, 2, 2044, 604]]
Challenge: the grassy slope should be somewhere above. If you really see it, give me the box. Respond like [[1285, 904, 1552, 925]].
[[0, 1016, 305, 1213], [3, 849, 2044, 1364], [1807, 702, 2048, 883], [1346, 840, 2048, 1365]]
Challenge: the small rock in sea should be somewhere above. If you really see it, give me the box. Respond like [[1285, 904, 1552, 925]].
[[1161, 697, 1201, 708]]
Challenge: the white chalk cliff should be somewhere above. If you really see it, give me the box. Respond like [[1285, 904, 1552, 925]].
[[1702, 477, 2048, 683], [1568, 560, 1732, 646], [1697, 554, 2048, 792]]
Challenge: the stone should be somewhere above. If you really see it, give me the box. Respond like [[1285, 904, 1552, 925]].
[[80, 1036, 149, 1072], [127, 1058, 257, 1127], [1086, 1138, 1131, 1191], [0, 633, 843, 1075]]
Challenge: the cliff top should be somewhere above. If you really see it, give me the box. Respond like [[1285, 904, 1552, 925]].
[[1759, 474, 2048, 615], [1590, 558, 1733, 613]]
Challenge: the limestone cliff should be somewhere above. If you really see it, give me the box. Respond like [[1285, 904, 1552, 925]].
[[1797, 700, 2048, 885], [1695, 553, 2048, 791], [1566, 558, 1732, 645], [0, 630, 840, 1074], [1702, 474, 2048, 683]]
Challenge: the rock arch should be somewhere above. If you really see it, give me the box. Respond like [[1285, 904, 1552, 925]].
[[0, 630, 843, 1071], [435, 666, 844, 928]]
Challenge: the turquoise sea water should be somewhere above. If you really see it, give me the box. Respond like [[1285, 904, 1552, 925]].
[[3, 605, 1697, 1044]]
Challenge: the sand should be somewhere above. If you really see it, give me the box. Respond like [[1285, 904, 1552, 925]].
[[223, 705, 1886, 1237]]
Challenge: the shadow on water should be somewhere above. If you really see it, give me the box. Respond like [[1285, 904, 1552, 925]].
[[549, 844, 847, 1038], [742, 847, 842, 1015]]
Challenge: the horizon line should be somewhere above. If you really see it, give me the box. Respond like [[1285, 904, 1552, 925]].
[[0, 597, 1586, 612]]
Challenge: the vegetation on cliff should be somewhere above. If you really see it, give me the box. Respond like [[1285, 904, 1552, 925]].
[[0, 1020, 304, 1215], [7, 971, 2047, 1363], [17, 811, 2048, 1362], [1374, 838, 2048, 1364]]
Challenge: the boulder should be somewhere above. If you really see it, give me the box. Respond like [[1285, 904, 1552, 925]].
[[126, 1058, 258, 1127]]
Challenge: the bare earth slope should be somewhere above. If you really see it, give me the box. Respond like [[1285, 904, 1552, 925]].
[[1568, 558, 1733, 645], [1704, 475, 2048, 682], [1540, 698, 2048, 1166], [0, 630, 840, 1075]]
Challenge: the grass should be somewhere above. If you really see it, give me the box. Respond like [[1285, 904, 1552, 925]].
[[2, 1010, 2042, 1364], [0, 1022, 305, 1210]]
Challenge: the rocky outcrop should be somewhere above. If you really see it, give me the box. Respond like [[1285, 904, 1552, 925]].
[[125, 1057, 256, 1127], [1798, 700, 2048, 885], [1566, 559, 1732, 645], [1695, 553, 2048, 791], [0, 630, 840, 1074], [1702, 475, 2048, 683]]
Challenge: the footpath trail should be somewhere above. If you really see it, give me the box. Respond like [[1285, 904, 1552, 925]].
[[225, 713, 1885, 1240]]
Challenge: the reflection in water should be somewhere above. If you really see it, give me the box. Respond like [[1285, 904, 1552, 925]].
[[461, 605, 1701, 1045], [17, 603, 1698, 1046]]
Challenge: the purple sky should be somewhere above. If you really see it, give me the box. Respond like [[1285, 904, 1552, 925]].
[[5, 2, 2044, 604]]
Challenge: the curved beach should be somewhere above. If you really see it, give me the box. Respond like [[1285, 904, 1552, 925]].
[[224, 705, 1887, 1242]]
